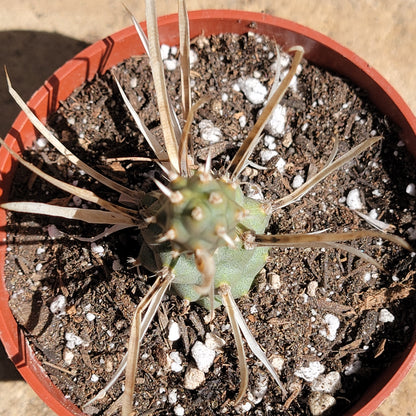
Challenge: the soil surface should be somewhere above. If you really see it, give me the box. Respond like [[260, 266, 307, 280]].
[[4, 33, 416, 415]]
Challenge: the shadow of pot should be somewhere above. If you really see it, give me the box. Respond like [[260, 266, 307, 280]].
[[0, 9, 415, 416]]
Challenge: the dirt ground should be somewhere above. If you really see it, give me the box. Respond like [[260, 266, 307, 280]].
[[0, 1, 415, 416]]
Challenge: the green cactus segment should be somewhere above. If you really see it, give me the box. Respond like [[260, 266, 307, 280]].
[[156, 173, 246, 252], [166, 244, 269, 309], [151, 173, 271, 309]]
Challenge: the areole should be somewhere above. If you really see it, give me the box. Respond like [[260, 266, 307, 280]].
[[0, 9, 415, 416]]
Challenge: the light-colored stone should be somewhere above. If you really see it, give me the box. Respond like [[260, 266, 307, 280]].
[[308, 392, 336, 416], [184, 367, 205, 390]]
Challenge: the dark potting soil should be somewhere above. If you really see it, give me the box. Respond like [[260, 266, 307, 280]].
[[4, 32, 416, 416]]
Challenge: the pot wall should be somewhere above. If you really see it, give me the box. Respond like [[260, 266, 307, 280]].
[[0, 10, 415, 416]]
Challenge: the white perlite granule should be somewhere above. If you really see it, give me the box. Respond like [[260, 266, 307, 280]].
[[91, 242, 105, 256], [346, 188, 363, 210], [160, 44, 170, 60], [191, 341, 215, 373], [169, 351, 183, 372], [238, 77, 268, 105], [379, 308, 395, 323], [319, 314, 340, 341], [292, 174, 305, 189], [406, 183, 416, 196], [265, 104, 287, 136], [65, 332, 87, 349], [260, 149, 278, 164], [198, 119, 222, 143], [275, 157, 286, 173], [168, 321, 181, 342], [173, 404, 185, 416], [168, 389, 178, 404], [49, 295, 67, 316], [294, 361, 325, 382]]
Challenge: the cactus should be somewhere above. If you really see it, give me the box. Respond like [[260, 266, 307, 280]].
[[140, 171, 271, 309], [0, 0, 412, 414]]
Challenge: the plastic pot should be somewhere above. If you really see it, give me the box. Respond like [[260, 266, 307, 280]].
[[0, 9, 415, 416]]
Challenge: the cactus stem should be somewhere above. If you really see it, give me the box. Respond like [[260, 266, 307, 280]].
[[198, 167, 213, 183], [240, 230, 256, 250], [191, 206, 204, 221], [208, 191, 223, 205], [235, 208, 249, 221], [157, 228, 177, 242], [216, 225, 236, 248], [153, 178, 184, 204]]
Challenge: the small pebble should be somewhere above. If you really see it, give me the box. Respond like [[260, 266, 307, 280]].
[[168, 321, 181, 342], [129, 77, 138, 88], [269, 273, 281, 290], [308, 392, 336, 416], [346, 188, 363, 210], [205, 332, 226, 351], [184, 367, 205, 390], [292, 174, 305, 189], [86, 312, 96, 322], [173, 404, 185, 416], [344, 359, 362, 376], [311, 371, 341, 394], [72, 195, 82, 207], [270, 354, 285, 372], [112, 258, 122, 271], [90, 374, 99, 383], [379, 308, 395, 323], [260, 149, 278, 163], [168, 389, 178, 404], [406, 183, 416, 196], [63, 349, 74, 366], [307, 281, 318, 297], [47, 224, 64, 239]]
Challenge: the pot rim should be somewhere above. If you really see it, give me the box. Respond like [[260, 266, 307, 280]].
[[0, 9, 415, 416]]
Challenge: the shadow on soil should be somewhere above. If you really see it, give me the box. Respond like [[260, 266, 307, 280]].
[[0, 29, 89, 383], [0, 30, 89, 137]]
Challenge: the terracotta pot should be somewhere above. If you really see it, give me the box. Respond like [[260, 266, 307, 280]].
[[0, 9, 415, 416]]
